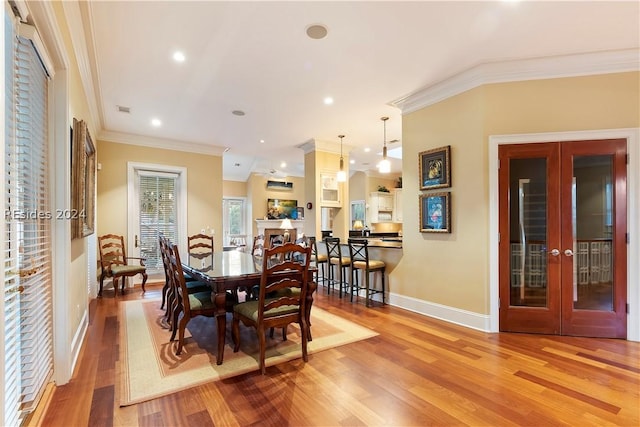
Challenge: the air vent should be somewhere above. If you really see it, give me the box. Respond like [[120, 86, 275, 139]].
[[117, 105, 131, 113]]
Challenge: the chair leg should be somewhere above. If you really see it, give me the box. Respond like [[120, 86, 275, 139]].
[[176, 315, 189, 355], [382, 268, 386, 305], [259, 328, 267, 375], [232, 314, 241, 352], [140, 272, 148, 293], [170, 295, 183, 341], [160, 278, 168, 309], [99, 274, 105, 297], [365, 269, 370, 308]]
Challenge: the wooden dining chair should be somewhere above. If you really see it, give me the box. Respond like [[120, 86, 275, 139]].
[[188, 233, 214, 264], [232, 242, 311, 374], [98, 234, 147, 296], [159, 235, 208, 325], [167, 242, 217, 355], [324, 237, 351, 298], [348, 238, 386, 307]]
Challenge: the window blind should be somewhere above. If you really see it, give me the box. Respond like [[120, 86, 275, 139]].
[[138, 172, 178, 273], [4, 19, 53, 426]]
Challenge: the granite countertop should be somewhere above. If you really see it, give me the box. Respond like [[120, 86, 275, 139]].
[[364, 238, 403, 249]]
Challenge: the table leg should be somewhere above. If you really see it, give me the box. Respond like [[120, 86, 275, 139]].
[[213, 291, 228, 365]]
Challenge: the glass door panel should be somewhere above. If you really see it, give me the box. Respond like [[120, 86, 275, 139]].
[[572, 155, 614, 311], [509, 159, 548, 308]]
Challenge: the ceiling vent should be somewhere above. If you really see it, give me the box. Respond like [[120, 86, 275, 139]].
[[117, 105, 131, 113]]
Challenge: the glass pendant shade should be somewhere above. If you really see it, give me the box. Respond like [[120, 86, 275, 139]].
[[378, 117, 390, 173], [337, 134, 347, 182]]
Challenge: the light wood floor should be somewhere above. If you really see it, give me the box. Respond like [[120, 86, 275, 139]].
[[43, 283, 639, 426]]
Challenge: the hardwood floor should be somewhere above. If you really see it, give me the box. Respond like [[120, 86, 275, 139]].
[[43, 283, 639, 426]]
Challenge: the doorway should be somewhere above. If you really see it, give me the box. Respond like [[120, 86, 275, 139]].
[[498, 139, 627, 338]]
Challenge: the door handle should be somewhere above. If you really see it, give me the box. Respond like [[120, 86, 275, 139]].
[[564, 249, 574, 257], [549, 248, 560, 256], [135, 235, 139, 248]]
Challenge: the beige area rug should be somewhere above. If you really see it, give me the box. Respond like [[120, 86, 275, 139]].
[[119, 298, 378, 406]]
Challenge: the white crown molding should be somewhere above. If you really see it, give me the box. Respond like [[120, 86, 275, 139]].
[[99, 130, 226, 156], [391, 49, 640, 115], [60, 1, 101, 132]]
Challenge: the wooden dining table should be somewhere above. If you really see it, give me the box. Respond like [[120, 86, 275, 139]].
[[181, 250, 317, 365]]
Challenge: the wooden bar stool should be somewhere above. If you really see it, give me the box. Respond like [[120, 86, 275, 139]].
[[348, 238, 385, 307], [324, 237, 351, 298]]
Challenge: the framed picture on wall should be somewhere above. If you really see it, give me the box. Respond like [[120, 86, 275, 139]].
[[419, 145, 451, 190], [419, 192, 451, 233]]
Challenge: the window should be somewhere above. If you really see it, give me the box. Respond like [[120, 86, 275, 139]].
[[4, 13, 53, 426], [223, 198, 246, 246]]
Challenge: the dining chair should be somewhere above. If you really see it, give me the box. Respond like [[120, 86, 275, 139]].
[[98, 234, 147, 296], [159, 235, 208, 325], [252, 234, 265, 256], [309, 236, 328, 286], [188, 233, 214, 265], [324, 237, 351, 298], [347, 238, 386, 307], [232, 242, 312, 374], [166, 242, 217, 355]]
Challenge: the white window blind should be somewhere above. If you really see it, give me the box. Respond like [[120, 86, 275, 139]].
[[138, 172, 178, 272], [4, 16, 53, 427]]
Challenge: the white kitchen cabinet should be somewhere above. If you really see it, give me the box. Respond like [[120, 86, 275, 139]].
[[320, 174, 341, 207], [370, 191, 394, 223], [393, 188, 403, 222]]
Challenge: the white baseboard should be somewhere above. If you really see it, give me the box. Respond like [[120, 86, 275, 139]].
[[69, 308, 88, 375], [387, 292, 492, 333]]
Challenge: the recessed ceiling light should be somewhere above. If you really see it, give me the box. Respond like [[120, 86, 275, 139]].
[[280, 162, 287, 168], [350, 159, 355, 164], [232, 110, 245, 116], [323, 97, 334, 105], [306, 24, 328, 40], [172, 51, 185, 62], [364, 147, 371, 153], [260, 139, 265, 143], [151, 118, 162, 127]]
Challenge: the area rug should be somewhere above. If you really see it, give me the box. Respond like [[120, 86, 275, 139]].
[[119, 298, 377, 406]]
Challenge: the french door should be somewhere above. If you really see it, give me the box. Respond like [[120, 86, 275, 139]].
[[499, 139, 627, 338], [127, 163, 187, 280]]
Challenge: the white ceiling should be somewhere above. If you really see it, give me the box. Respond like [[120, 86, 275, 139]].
[[82, 1, 639, 181]]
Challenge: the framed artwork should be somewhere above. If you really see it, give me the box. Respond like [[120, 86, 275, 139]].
[[420, 192, 451, 233], [71, 118, 96, 239], [419, 145, 451, 190]]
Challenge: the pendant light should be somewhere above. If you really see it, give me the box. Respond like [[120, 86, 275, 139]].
[[378, 116, 391, 173], [336, 134, 347, 182]]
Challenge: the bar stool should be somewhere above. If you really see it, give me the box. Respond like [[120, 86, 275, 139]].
[[324, 237, 351, 298], [309, 236, 328, 286], [348, 238, 385, 307]]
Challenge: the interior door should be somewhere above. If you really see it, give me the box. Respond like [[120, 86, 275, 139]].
[[499, 139, 627, 338]]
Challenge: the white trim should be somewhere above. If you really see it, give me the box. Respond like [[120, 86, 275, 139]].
[[127, 162, 188, 277], [102, 130, 226, 156], [388, 292, 491, 332], [60, 1, 101, 131], [391, 49, 640, 114], [488, 128, 640, 342], [69, 309, 88, 376]]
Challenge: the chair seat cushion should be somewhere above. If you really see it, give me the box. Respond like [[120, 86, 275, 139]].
[[186, 280, 209, 293], [353, 260, 385, 270], [234, 299, 298, 322], [312, 254, 328, 262], [188, 291, 215, 310], [329, 257, 351, 266], [110, 265, 145, 275]]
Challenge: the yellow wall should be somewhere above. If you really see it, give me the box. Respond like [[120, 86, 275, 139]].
[[399, 72, 640, 314], [52, 2, 98, 336], [223, 180, 247, 198], [96, 140, 223, 251]]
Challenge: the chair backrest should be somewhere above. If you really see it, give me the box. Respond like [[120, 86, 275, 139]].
[[324, 237, 343, 260], [347, 238, 370, 266], [188, 233, 214, 260], [167, 242, 193, 314], [98, 234, 128, 269], [252, 234, 265, 256], [258, 243, 311, 324]]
